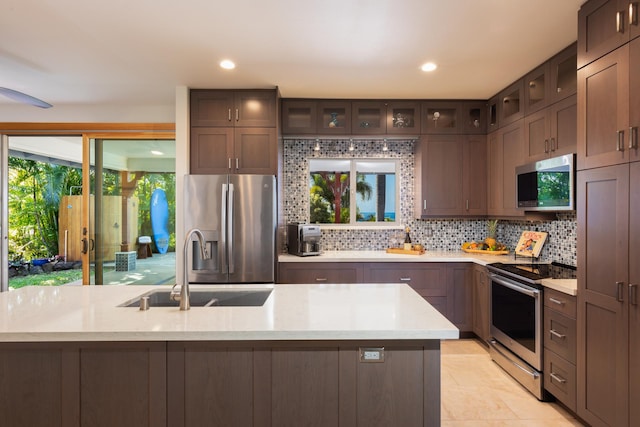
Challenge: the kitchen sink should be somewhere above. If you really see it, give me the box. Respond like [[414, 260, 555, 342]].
[[119, 289, 272, 308]]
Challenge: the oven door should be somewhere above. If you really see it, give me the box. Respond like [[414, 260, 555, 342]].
[[490, 273, 542, 371]]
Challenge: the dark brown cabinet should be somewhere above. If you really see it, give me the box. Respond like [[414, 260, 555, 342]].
[[544, 288, 577, 412], [472, 264, 490, 343], [524, 94, 577, 162], [0, 342, 167, 427], [577, 163, 639, 427], [167, 340, 440, 427], [524, 43, 577, 115], [190, 89, 276, 128], [386, 101, 420, 134], [317, 100, 352, 134], [487, 121, 525, 217], [578, 0, 639, 68], [190, 127, 277, 174], [497, 79, 524, 127], [278, 262, 363, 284], [190, 89, 278, 175], [415, 134, 486, 217], [352, 100, 387, 134], [281, 100, 317, 134]]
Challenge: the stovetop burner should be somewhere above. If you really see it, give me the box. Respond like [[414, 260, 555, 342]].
[[487, 261, 576, 285]]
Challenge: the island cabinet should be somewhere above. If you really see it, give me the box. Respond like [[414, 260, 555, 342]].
[[472, 264, 490, 343], [278, 262, 364, 284], [577, 0, 639, 69], [576, 162, 639, 427], [487, 120, 525, 217], [0, 341, 167, 427], [190, 89, 278, 175], [166, 340, 441, 427], [543, 288, 578, 412], [414, 134, 487, 217]]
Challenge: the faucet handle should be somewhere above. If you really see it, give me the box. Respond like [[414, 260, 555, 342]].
[[170, 283, 181, 302]]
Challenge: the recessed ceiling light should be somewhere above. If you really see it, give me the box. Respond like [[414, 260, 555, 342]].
[[220, 59, 236, 70], [151, 150, 164, 156], [420, 62, 437, 72]]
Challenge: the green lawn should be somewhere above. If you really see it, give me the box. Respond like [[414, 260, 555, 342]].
[[9, 270, 83, 289]]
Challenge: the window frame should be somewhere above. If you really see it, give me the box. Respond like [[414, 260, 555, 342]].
[[308, 158, 402, 229]]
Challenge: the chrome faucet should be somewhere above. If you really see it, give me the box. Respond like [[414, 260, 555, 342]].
[[171, 228, 210, 310]]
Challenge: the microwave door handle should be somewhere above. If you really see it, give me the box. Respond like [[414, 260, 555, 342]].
[[221, 183, 228, 274], [491, 274, 539, 297], [227, 183, 234, 275]]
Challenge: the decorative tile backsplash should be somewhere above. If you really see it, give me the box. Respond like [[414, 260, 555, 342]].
[[283, 138, 577, 267]]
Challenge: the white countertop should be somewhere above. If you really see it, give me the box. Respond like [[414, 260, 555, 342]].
[[0, 283, 459, 342], [279, 250, 578, 296], [279, 250, 515, 266]]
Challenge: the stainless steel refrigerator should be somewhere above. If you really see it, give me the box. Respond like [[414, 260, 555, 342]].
[[183, 174, 276, 283]]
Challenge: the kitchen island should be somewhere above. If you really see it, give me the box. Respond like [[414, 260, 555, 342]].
[[0, 283, 458, 427]]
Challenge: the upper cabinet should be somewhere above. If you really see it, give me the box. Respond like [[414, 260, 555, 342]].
[[420, 101, 487, 135], [281, 99, 420, 136], [578, 0, 640, 69], [190, 89, 276, 128], [525, 95, 577, 162], [190, 89, 278, 175], [497, 79, 524, 127], [578, 34, 639, 169], [525, 43, 578, 115]]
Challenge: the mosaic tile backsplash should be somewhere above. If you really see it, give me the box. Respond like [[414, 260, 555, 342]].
[[283, 138, 577, 267]]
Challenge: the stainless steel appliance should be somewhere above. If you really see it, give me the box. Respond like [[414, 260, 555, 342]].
[[487, 261, 576, 400], [183, 174, 276, 283], [516, 153, 575, 211], [287, 223, 321, 256]]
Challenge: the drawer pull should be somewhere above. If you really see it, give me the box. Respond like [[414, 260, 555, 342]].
[[550, 329, 566, 339], [550, 372, 567, 384], [548, 297, 565, 306], [400, 277, 411, 282], [315, 277, 328, 282], [617, 10, 626, 33], [630, 283, 638, 306]]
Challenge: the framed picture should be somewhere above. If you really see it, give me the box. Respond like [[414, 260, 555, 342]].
[[515, 230, 548, 258]]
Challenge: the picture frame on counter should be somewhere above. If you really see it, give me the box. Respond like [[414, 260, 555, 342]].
[[515, 230, 548, 258]]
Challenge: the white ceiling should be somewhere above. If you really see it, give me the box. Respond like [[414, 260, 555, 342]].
[[0, 0, 583, 109]]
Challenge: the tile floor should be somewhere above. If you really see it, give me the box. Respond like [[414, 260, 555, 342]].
[[441, 339, 584, 426]]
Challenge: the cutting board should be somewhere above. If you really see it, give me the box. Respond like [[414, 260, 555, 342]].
[[386, 248, 426, 255], [462, 248, 509, 255]]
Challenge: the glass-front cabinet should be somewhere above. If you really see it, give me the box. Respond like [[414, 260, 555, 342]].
[[422, 101, 459, 134], [317, 101, 351, 134], [386, 102, 420, 135], [352, 101, 387, 134], [281, 100, 317, 134]]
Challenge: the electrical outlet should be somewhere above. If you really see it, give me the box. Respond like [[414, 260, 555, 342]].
[[359, 347, 385, 363]]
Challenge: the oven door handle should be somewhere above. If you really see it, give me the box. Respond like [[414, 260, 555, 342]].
[[490, 274, 540, 298]]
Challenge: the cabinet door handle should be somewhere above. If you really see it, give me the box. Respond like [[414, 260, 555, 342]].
[[550, 372, 567, 384], [228, 108, 232, 122], [617, 130, 625, 151], [630, 283, 638, 306], [315, 277, 328, 282], [549, 297, 565, 306], [235, 108, 239, 122], [423, 200, 427, 210], [228, 158, 232, 170], [236, 158, 239, 170], [466, 199, 469, 211], [550, 137, 556, 152], [617, 281, 625, 302], [400, 277, 411, 282], [630, 2, 638, 26], [617, 10, 626, 33], [630, 127, 638, 149], [544, 139, 550, 153], [550, 329, 566, 339]]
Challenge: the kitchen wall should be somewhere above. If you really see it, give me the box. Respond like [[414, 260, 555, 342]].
[[283, 138, 577, 266]]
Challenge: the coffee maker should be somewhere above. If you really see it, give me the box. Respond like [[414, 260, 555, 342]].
[[287, 223, 321, 256]]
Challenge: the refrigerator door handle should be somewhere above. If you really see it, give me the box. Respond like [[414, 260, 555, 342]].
[[221, 183, 228, 274], [228, 183, 234, 274]]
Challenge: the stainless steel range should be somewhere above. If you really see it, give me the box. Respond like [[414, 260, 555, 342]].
[[486, 261, 576, 400]]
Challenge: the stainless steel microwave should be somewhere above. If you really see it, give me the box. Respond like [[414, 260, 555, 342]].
[[516, 154, 575, 211]]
